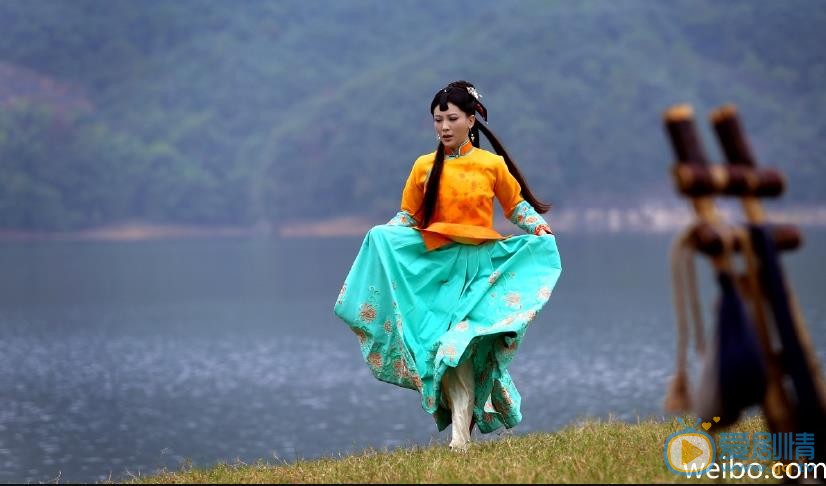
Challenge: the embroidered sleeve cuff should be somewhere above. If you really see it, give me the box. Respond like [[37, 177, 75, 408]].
[[509, 200, 551, 235], [386, 210, 418, 227]]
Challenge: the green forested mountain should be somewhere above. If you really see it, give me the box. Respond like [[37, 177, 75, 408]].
[[0, 0, 824, 230]]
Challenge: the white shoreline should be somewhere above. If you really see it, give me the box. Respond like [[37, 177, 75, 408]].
[[2, 205, 826, 242]]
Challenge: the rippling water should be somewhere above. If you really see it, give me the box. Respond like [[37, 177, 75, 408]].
[[1, 230, 824, 482]]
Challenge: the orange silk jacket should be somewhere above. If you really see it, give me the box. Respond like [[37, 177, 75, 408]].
[[400, 145, 527, 250]]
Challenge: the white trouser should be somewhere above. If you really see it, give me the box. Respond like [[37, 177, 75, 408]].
[[441, 357, 475, 449]]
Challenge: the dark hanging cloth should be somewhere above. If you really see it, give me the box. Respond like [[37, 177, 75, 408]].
[[695, 270, 767, 427]]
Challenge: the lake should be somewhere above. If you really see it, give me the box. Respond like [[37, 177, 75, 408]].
[[1, 229, 825, 483]]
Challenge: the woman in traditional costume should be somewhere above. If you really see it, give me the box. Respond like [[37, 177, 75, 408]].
[[334, 80, 562, 451]]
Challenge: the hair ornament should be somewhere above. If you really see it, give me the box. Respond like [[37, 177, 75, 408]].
[[466, 86, 482, 101], [474, 101, 488, 122]]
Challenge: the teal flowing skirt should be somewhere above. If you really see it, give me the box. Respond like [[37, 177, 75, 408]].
[[333, 225, 562, 433]]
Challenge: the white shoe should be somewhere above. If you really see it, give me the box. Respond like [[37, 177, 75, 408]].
[[449, 442, 470, 453]]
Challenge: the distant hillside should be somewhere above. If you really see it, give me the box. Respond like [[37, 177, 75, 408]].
[[0, 0, 824, 230]]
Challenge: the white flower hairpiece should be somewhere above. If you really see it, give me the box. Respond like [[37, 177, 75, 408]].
[[467, 86, 482, 101]]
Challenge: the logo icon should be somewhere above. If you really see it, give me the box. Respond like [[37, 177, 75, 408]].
[[663, 418, 716, 475]]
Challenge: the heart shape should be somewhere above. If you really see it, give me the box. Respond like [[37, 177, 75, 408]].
[[713, 417, 720, 423], [702, 422, 712, 430]]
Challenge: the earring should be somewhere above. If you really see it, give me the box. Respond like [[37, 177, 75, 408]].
[[470, 131, 475, 143], [436, 134, 441, 141]]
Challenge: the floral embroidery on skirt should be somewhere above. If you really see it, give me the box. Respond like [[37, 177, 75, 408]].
[[333, 225, 562, 433]]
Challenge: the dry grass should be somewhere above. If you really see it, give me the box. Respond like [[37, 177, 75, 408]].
[[122, 415, 778, 484]]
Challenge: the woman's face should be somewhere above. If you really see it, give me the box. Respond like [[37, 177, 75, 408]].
[[433, 102, 475, 151]]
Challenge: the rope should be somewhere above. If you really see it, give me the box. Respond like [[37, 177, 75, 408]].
[[665, 225, 705, 412]]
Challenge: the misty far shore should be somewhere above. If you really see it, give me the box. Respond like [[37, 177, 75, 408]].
[[2, 204, 826, 242]]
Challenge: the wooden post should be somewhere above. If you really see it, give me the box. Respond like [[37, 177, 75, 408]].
[[663, 105, 729, 273]]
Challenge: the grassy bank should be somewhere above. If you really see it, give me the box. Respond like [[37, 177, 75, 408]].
[[123, 415, 777, 484]]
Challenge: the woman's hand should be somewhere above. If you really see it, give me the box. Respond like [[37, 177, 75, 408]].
[[534, 224, 553, 236]]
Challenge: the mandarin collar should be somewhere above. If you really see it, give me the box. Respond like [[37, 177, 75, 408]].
[[445, 139, 474, 159]]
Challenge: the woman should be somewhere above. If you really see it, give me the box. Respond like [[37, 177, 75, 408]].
[[333, 80, 562, 451]]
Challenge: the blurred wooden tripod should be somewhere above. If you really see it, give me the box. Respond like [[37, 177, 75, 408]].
[[663, 103, 826, 465]]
